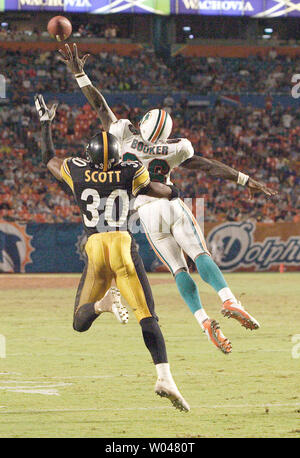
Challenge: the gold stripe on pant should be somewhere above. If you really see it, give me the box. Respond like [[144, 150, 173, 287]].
[[76, 231, 153, 323]]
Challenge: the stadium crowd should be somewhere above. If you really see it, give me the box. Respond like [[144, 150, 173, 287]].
[[0, 23, 121, 41], [0, 46, 299, 224], [0, 94, 299, 225], [2, 47, 299, 96]]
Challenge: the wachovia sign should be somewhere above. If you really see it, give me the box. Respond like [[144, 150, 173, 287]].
[[207, 221, 300, 272]]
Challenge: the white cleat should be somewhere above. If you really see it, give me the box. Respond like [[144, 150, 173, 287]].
[[110, 287, 129, 325], [155, 379, 190, 412], [95, 287, 129, 324]]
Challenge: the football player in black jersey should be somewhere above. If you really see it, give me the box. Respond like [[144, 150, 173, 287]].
[[35, 94, 190, 412]]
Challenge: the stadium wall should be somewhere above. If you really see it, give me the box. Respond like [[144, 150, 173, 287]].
[[1, 221, 299, 274], [174, 44, 300, 58], [1, 41, 299, 58], [0, 41, 142, 54], [32, 92, 298, 109]]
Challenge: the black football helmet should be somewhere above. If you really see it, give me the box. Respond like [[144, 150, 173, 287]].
[[85, 131, 120, 170]]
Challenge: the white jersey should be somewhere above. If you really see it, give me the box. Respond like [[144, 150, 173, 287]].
[[109, 118, 194, 208]]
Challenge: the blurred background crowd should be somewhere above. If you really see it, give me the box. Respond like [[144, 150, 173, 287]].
[[2, 47, 299, 95], [0, 46, 299, 225]]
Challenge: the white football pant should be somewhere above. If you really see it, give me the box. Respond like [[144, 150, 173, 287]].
[[138, 198, 210, 275]]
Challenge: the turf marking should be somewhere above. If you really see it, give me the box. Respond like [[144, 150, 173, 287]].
[[0, 402, 300, 415], [0, 380, 72, 396]]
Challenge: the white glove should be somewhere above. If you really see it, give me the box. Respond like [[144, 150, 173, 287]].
[[34, 94, 57, 123]]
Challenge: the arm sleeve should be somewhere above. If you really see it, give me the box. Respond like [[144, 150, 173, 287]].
[[60, 158, 74, 193], [109, 119, 133, 143], [177, 139, 194, 165], [131, 164, 151, 197]]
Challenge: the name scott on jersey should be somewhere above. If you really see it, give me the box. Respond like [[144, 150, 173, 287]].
[[85, 170, 121, 183], [131, 139, 169, 155]]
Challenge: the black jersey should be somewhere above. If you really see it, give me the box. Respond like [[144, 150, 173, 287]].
[[60, 157, 150, 237]]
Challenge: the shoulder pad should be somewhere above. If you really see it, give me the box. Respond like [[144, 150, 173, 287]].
[[68, 157, 90, 168], [119, 160, 141, 169]]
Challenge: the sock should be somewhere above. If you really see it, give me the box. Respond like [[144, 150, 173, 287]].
[[155, 363, 173, 382], [73, 302, 99, 332], [94, 289, 111, 313], [195, 255, 236, 303], [194, 309, 209, 328], [218, 287, 237, 304], [140, 317, 168, 365], [175, 271, 203, 314], [155, 363, 180, 392]]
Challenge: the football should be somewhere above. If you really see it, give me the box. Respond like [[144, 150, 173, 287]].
[[47, 16, 72, 42]]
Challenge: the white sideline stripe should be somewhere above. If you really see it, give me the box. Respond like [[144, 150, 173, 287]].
[[1, 402, 300, 415], [0, 366, 293, 381], [0, 375, 161, 381], [0, 382, 72, 387], [0, 372, 21, 375], [0, 274, 80, 278], [0, 382, 72, 396], [7, 349, 292, 357]]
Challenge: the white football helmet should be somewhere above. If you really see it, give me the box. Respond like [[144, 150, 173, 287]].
[[139, 109, 173, 144]]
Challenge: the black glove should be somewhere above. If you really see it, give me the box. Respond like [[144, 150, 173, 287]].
[[168, 185, 180, 200]]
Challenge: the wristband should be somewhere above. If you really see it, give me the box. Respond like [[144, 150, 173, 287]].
[[75, 72, 91, 88], [237, 172, 249, 186]]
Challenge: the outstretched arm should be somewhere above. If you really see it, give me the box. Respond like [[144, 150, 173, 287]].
[[34, 94, 63, 181], [182, 155, 239, 180], [146, 182, 178, 200], [58, 43, 117, 131], [181, 155, 277, 199]]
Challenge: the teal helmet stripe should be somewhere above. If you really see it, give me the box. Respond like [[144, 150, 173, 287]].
[[148, 110, 161, 142]]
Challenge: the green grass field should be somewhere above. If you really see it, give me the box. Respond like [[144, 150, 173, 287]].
[[0, 272, 300, 438]]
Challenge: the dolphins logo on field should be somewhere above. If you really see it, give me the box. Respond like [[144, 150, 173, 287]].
[[207, 221, 300, 271], [0, 222, 33, 273]]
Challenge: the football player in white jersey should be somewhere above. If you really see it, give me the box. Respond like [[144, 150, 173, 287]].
[[59, 44, 277, 354]]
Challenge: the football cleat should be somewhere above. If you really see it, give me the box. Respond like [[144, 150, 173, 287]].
[[110, 287, 129, 324], [95, 287, 128, 324], [221, 300, 260, 331], [202, 318, 232, 354], [155, 379, 190, 412]]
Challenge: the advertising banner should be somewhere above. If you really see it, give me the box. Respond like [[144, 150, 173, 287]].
[[0, 221, 157, 273], [172, 0, 300, 16], [5, 0, 64, 11], [4, 0, 300, 16], [1, 220, 300, 273], [69, 0, 171, 15], [4, 0, 170, 14], [172, 0, 262, 16], [206, 221, 300, 272], [255, 0, 300, 17]]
